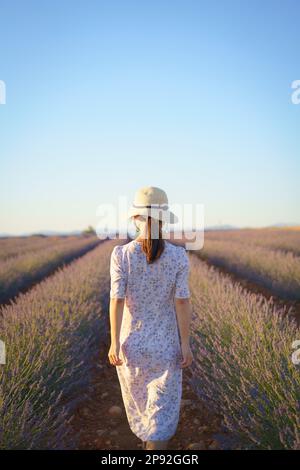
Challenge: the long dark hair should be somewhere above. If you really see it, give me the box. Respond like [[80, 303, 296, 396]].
[[135, 215, 165, 263]]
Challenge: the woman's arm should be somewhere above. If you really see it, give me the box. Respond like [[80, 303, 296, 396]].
[[108, 298, 125, 366], [108, 245, 127, 366], [175, 298, 194, 368]]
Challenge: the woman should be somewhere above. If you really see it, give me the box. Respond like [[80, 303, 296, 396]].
[[108, 186, 194, 451]]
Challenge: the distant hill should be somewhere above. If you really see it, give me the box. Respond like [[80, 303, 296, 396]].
[[268, 223, 299, 228], [205, 224, 238, 231], [0, 230, 83, 238]]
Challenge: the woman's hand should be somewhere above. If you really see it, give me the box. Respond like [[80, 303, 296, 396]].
[[180, 342, 194, 368], [108, 341, 123, 366]]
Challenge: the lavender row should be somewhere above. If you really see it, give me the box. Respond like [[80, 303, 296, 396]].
[[0, 235, 76, 262], [188, 254, 300, 449], [204, 228, 300, 257], [0, 239, 120, 449], [195, 239, 300, 300], [0, 236, 102, 304]]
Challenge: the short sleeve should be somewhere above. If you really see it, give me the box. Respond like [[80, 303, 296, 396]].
[[110, 245, 127, 299], [174, 247, 191, 299]]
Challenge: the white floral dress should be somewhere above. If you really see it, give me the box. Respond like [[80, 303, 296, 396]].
[[109, 239, 191, 442]]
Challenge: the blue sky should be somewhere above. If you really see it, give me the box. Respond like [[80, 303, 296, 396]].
[[0, 0, 299, 234]]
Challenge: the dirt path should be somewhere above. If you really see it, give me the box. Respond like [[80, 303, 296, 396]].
[[70, 337, 222, 451]]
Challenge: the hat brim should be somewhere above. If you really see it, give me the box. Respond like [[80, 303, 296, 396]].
[[127, 206, 178, 224]]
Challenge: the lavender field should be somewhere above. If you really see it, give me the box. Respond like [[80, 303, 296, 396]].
[[0, 235, 102, 305], [205, 228, 300, 256], [188, 254, 300, 449], [0, 235, 76, 261], [0, 229, 299, 449], [0, 239, 121, 449], [194, 238, 300, 300]]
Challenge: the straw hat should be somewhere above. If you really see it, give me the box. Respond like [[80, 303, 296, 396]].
[[127, 186, 178, 224]]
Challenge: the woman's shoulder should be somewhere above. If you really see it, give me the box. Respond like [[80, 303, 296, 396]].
[[112, 240, 137, 259], [111, 242, 128, 261], [111, 243, 124, 253], [164, 241, 188, 262], [112, 239, 187, 257], [165, 240, 187, 252]]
